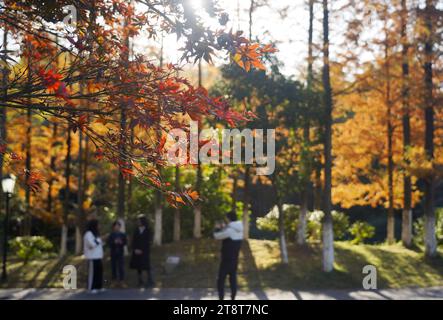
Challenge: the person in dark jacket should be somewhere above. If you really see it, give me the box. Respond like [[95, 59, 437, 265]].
[[107, 220, 127, 283], [130, 215, 154, 287], [214, 211, 244, 300]]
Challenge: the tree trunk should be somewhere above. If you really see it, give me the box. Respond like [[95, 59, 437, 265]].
[[193, 163, 202, 239], [0, 25, 8, 211], [60, 128, 72, 256], [249, 0, 254, 41], [243, 166, 250, 240], [60, 224, 68, 257], [173, 166, 181, 242], [24, 53, 32, 235], [154, 30, 164, 245], [126, 127, 134, 221], [232, 174, 238, 211], [423, 0, 437, 257], [117, 6, 131, 223], [153, 189, 163, 246], [314, 165, 322, 210], [193, 60, 203, 239], [385, 33, 395, 245], [298, 0, 315, 246], [82, 119, 90, 216], [400, 0, 412, 247], [75, 109, 84, 255], [47, 123, 58, 213], [297, 201, 308, 246], [322, 0, 334, 272], [48, 35, 60, 216], [117, 110, 126, 220], [277, 202, 289, 264]]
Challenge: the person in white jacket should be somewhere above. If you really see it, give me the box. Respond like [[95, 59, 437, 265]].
[[83, 219, 104, 293], [213, 211, 243, 300]]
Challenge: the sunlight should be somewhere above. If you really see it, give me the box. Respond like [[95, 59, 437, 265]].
[[1, 0, 442, 304], [190, 0, 203, 10]]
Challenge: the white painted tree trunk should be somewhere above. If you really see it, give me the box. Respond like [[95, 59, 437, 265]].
[[118, 218, 126, 232], [193, 205, 201, 239], [277, 203, 289, 264], [322, 218, 334, 272], [243, 205, 249, 240], [280, 233, 289, 264], [401, 209, 412, 247], [154, 206, 162, 246], [75, 226, 82, 255], [173, 208, 180, 242], [60, 224, 68, 256], [174, 166, 181, 242], [118, 218, 129, 256], [297, 204, 307, 245], [424, 212, 437, 257]]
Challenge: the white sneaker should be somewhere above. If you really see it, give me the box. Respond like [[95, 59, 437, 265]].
[[99, 288, 107, 293], [89, 289, 99, 294]]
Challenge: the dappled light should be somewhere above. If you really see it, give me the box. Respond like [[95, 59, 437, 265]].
[[0, 0, 442, 302]]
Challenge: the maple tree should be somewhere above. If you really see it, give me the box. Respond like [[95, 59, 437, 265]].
[[0, 0, 271, 207]]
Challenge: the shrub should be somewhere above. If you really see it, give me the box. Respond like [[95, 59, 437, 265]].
[[349, 221, 375, 244], [413, 208, 443, 246], [257, 207, 349, 241], [256, 210, 279, 233], [307, 210, 350, 241], [9, 236, 54, 264], [333, 211, 351, 240], [256, 204, 300, 237], [306, 210, 323, 241]]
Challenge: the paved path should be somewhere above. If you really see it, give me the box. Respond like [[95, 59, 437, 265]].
[[1, 287, 442, 300]]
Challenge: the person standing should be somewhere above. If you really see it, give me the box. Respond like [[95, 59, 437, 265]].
[[214, 211, 243, 300], [84, 219, 104, 293], [107, 220, 127, 284], [130, 215, 154, 288]]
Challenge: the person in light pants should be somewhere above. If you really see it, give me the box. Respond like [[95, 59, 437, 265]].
[[84, 219, 104, 293]]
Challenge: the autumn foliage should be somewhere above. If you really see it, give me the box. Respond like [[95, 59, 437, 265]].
[[0, 0, 272, 206]]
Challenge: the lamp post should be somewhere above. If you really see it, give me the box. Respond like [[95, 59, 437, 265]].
[[1, 174, 16, 281]]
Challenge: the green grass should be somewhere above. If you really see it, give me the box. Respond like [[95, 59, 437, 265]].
[[1, 239, 442, 290]]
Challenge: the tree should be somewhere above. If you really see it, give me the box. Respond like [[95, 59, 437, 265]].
[[193, 60, 203, 240], [75, 81, 85, 254], [214, 46, 303, 262], [298, 0, 315, 246], [400, 0, 412, 247], [24, 40, 33, 235], [422, 0, 437, 257], [154, 33, 165, 246], [381, 5, 396, 244], [60, 118, 72, 256], [0, 0, 270, 210], [0, 22, 8, 220], [322, 0, 334, 272], [173, 164, 181, 241], [334, 0, 423, 245]]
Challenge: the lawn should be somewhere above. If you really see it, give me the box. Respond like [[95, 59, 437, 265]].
[[1, 239, 442, 290]]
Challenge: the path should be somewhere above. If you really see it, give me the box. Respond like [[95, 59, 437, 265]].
[[1, 287, 442, 300]]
